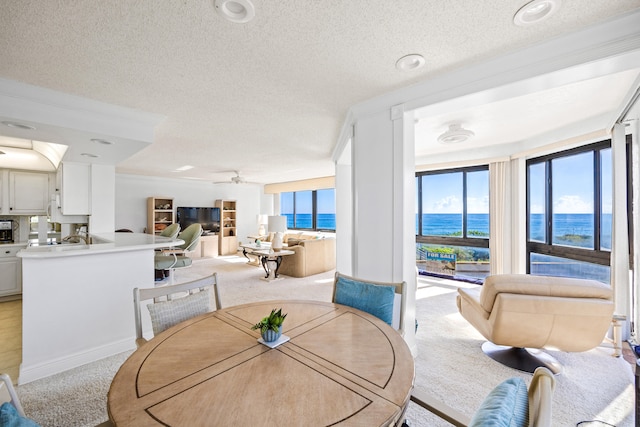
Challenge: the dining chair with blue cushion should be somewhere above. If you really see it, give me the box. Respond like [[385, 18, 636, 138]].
[[332, 272, 405, 332], [133, 273, 221, 348], [0, 373, 40, 427], [405, 367, 556, 427]]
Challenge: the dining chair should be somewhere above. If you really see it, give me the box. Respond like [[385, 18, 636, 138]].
[[154, 223, 202, 283], [0, 373, 26, 418], [158, 223, 180, 239], [403, 367, 556, 427], [332, 271, 405, 332], [133, 273, 221, 348]]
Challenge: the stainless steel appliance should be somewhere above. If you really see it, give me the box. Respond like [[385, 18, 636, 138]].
[[0, 220, 14, 243]]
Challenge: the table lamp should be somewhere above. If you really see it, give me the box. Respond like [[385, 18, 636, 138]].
[[257, 214, 268, 236], [268, 215, 287, 251]]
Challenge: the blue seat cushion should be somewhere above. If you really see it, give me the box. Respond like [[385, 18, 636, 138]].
[[334, 276, 395, 325], [469, 377, 529, 427], [0, 402, 41, 427]]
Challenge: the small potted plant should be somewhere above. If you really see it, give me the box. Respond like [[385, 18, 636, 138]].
[[251, 308, 287, 342]]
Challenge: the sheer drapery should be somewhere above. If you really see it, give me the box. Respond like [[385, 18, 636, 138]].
[[489, 161, 511, 275]]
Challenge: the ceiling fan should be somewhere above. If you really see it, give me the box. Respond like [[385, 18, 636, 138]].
[[213, 170, 258, 185]]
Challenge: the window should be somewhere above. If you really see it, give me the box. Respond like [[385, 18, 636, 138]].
[[525, 139, 631, 283], [280, 189, 336, 231], [416, 166, 490, 280]]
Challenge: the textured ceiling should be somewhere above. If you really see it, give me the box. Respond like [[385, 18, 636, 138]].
[[0, 1, 639, 184]]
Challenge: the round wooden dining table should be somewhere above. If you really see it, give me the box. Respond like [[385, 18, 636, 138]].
[[107, 299, 415, 426]]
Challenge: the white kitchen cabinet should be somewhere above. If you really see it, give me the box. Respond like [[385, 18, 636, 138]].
[[8, 171, 49, 215], [57, 162, 90, 215], [0, 246, 23, 297]]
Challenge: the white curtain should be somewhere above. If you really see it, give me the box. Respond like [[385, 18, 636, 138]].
[[611, 123, 630, 321], [489, 161, 511, 275]]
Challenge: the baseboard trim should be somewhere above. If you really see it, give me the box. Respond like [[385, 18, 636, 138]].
[[19, 337, 135, 385]]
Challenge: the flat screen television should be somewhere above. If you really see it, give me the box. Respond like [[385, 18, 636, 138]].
[[177, 207, 220, 234]]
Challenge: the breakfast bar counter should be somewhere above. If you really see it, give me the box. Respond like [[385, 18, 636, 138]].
[[17, 233, 183, 384]]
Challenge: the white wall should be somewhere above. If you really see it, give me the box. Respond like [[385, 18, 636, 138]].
[[115, 174, 263, 241]]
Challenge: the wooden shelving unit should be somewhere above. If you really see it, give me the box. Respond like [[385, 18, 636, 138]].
[[215, 199, 237, 255], [147, 197, 175, 235]]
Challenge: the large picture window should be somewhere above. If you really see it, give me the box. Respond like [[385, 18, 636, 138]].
[[525, 138, 631, 283], [280, 189, 336, 231], [416, 166, 490, 280]]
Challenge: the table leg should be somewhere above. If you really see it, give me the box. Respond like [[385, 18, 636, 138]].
[[260, 256, 270, 278], [273, 256, 283, 278]]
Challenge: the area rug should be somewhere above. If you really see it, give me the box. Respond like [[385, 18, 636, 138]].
[[16, 257, 635, 426]]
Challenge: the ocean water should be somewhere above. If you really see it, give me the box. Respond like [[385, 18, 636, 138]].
[[284, 213, 335, 230], [417, 213, 612, 249]]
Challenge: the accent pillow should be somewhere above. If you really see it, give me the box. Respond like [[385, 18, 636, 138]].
[[468, 377, 529, 427], [334, 276, 395, 325], [147, 290, 211, 335], [0, 402, 41, 427]]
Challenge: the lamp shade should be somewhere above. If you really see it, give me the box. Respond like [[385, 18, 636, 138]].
[[268, 215, 287, 233]]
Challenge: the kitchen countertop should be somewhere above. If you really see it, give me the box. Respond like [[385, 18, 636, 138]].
[[17, 232, 184, 258], [0, 242, 28, 248]]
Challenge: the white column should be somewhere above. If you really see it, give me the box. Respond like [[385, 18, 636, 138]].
[[348, 105, 417, 355], [611, 123, 630, 323]]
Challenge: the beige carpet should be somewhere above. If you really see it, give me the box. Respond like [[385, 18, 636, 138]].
[[16, 256, 635, 426]]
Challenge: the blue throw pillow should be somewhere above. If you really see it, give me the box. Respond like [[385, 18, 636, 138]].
[[468, 377, 529, 427], [334, 276, 395, 325], [0, 402, 41, 427]]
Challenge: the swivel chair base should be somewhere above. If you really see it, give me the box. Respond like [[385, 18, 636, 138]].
[[482, 342, 562, 375]]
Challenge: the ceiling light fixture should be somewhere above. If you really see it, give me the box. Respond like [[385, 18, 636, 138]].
[[437, 124, 475, 144], [91, 138, 114, 145], [214, 0, 255, 23], [2, 121, 35, 130], [513, 0, 561, 26], [395, 54, 425, 71], [81, 152, 100, 158]]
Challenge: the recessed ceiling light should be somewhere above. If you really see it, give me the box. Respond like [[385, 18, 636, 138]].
[[513, 0, 561, 26], [2, 121, 35, 130], [91, 138, 114, 145], [437, 124, 475, 144], [81, 152, 100, 158], [175, 165, 194, 172], [214, 0, 255, 23], [395, 54, 425, 71]]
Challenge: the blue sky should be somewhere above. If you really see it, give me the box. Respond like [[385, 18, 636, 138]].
[[420, 150, 611, 215], [421, 171, 489, 214]]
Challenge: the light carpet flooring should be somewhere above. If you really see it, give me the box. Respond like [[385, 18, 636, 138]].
[[10, 256, 637, 426]]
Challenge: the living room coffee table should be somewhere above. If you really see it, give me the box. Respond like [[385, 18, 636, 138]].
[[239, 242, 271, 265], [252, 249, 294, 280]]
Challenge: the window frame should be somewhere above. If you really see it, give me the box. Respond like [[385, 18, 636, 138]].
[[525, 137, 632, 272], [281, 189, 336, 232], [415, 165, 490, 250]]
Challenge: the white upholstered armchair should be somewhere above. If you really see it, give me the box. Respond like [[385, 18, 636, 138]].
[[457, 274, 614, 374]]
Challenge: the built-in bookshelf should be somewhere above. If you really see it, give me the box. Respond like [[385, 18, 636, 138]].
[[147, 197, 175, 235], [215, 199, 237, 255]]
